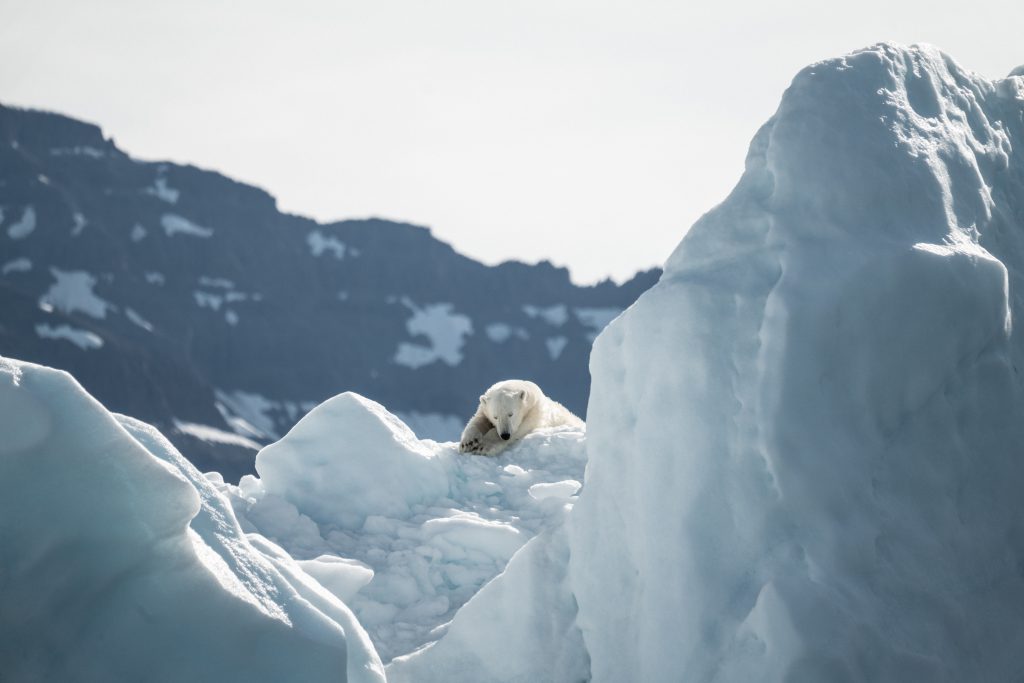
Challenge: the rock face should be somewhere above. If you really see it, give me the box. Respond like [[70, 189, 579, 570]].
[[570, 44, 1024, 682], [0, 104, 658, 479]]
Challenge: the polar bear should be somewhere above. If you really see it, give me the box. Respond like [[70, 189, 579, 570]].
[[458, 379, 584, 456]]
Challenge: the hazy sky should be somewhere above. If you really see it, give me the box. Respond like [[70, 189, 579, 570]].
[[2, 0, 1022, 283]]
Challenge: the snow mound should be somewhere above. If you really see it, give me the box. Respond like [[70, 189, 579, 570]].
[[256, 392, 451, 526], [221, 392, 586, 662], [0, 357, 384, 682], [570, 43, 1024, 682]]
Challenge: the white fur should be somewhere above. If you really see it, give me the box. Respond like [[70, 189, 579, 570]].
[[458, 379, 584, 456]]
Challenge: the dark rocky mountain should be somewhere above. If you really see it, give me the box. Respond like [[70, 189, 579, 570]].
[[0, 103, 660, 481]]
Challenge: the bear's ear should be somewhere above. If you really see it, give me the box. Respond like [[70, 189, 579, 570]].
[[518, 390, 525, 400], [479, 394, 486, 405]]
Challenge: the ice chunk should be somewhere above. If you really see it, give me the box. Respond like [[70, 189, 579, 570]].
[[257, 392, 449, 526], [298, 555, 375, 603], [387, 526, 588, 683], [0, 358, 384, 682]]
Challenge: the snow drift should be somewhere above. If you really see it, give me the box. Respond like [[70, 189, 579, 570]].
[[570, 43, 1024, 681], [0, 357, 384, 683]]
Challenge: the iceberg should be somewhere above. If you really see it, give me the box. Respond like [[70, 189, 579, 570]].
[[571, 43, 1024, 682]]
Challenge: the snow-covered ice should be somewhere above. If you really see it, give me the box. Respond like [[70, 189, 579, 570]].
[[218, 392, 586, 662], [387, 525, 589, 683], [0, 358, 384, 682]]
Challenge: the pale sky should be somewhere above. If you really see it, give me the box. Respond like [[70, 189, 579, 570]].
[[1, 0, 1022, 283]]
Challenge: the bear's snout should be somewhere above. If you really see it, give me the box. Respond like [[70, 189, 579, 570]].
[[500, 432, 511, 440]]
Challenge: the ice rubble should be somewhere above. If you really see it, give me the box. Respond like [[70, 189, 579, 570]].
[[216, 392, 587, 663], [0, 357, 384, 683], [571, 43, 1024, 682]]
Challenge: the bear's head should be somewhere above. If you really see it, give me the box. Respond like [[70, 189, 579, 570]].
[[481, 385, 534, 441]]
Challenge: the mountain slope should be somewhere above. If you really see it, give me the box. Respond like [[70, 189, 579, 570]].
[[0, 104, 658, 479]]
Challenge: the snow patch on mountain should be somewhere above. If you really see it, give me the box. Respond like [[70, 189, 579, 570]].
[[199, 276, 235, 288], [162, 213, 213, 238], [146, 174, 180, 203], [522, 304, 568, 326], [174, 420, 262, 451], [39, 268, 113, 318], [194, 291, 224, 311], [2, 257, 31, 275], [7, 205, 36, 239], [394, 299, 473, 369], [50, 145, 105, 158], [545, 335, 568, 360], [485, 322, 529, 343], [307, 230, 347, 259], [574, 306, 622, 342], [71, 212, 87, 236], [35, 323, 103, 350], [125, 307, 154, 332]]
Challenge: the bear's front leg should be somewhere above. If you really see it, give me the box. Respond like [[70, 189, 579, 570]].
[[459, 414, 493, 453], [467, 428, 509, 456]]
